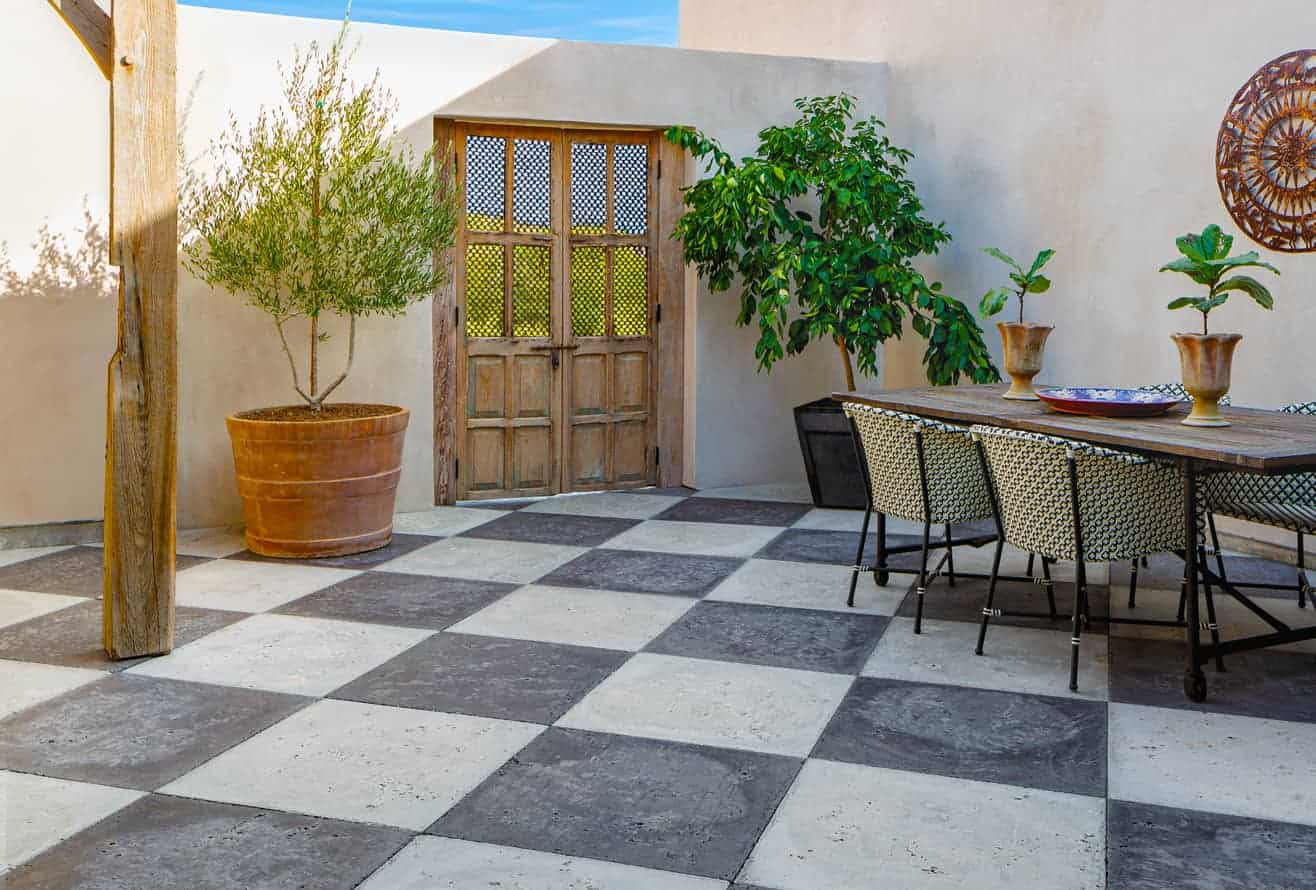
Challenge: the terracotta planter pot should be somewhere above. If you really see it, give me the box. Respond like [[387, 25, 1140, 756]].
[[997, 322, 1053, 400], [1172, 332, 1242, 427], [226, 404, 409, 558]]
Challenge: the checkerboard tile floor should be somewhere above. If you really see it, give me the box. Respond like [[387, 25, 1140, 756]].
[[2, 488, 1315, 888]]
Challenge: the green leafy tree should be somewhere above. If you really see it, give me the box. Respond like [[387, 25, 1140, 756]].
[[978, 247, 1055, 324], [665, 94, 998, 390], [181, 21, 458, 409], [1160, 224, 1278, 335]]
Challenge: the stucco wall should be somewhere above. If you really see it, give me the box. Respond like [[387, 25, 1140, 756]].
[[1, 5, 886, 528]]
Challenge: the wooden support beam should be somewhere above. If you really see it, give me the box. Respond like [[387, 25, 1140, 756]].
[[433, 118, 459, 505], [102, 0, 178, 659], [46, 0, 112, 80]]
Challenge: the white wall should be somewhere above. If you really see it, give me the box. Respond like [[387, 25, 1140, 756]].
[[1, 5, 886, 528]]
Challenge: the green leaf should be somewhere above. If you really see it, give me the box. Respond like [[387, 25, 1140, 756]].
[[1213, 275, 1274, 309], [1199, 293, 1229, 313], [1026, 248, 1056, 276], [979, 287, 1011, 317], [1025, 275, 1051, 294], [1166, 297, 1201, 310], [1175, 234, 1206, 262], [1199, 224, 1225, 260], [1202, 252, 1280, 276], [1159, 256, 1217, 286], [982, 247, 1022, 273]]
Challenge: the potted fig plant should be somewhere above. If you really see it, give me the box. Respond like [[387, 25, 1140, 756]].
[[1160, 224, 1278, 427], [978, 247, 1055, 400], [182, 22, 459, 556], [666, 95, 998, 508]]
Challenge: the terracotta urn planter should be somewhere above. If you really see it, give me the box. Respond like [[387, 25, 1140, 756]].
[[997, 322, 1053, 400], [1172, 332, 1242, 427], [226, 404, 409, 558]]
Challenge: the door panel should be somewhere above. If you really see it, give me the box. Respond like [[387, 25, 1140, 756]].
[[455, 124, 657, 499]]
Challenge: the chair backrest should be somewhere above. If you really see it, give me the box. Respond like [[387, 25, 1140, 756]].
[[1139, 382, 1231, 407], [971, 424, 1184, 562], [1283, 401, 1316, 416], [843, 403, 991, 525]]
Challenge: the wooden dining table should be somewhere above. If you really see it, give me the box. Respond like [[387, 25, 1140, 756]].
[[839, 384, 1316, 702]]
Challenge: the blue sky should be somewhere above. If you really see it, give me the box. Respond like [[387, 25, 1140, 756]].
[[183, 1, 678, 45]]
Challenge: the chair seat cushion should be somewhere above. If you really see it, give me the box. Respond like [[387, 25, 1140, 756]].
[[1210, 500, 1316, 534]]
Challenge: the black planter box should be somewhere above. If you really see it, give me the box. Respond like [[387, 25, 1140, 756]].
[[793, 397, 867, 509]]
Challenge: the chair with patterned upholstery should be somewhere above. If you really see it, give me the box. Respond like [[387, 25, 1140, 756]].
[[843, 403, 1053, 634], [971, 424, 1189, 691], [1201, 400, 1316, 608]]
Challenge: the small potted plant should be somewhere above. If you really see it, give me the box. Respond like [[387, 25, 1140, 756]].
[[1160, 224, 1278, 427], [979, 247, 1056, 400], [666, 95, 998, 508], [182, 22, 458, 556]]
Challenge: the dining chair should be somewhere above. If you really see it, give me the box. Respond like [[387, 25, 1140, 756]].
[[843, 403, 1053, 634], [970, 424, 1201, 691], [1201, 400, 1316, 608]]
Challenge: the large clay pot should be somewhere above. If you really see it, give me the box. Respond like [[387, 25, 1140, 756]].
[[998, 322, 1053, 400], [226, 404, 409, 558], [1172, 332, 1242, 427]]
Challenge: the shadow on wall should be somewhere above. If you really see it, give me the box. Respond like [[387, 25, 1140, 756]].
[[0, 202, 118, 526]]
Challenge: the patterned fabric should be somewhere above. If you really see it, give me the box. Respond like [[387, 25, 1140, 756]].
[[1202, 401, 1316, 534], [971, 424, 1185, 562], [1137, 382, 1231, 407], [843, 403, 993, 525]]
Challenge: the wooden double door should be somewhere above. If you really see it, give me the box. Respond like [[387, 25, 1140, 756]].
[[454, 124, 661, 499]]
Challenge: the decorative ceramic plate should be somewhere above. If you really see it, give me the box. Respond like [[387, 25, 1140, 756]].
[[1036, 388, 1181, 418]]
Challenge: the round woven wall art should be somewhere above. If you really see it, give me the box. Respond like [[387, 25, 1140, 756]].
[[1216, 50, 1316, 252]]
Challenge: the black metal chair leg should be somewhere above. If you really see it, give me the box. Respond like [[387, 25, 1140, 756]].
[[847, 508, 872, 608], [1128, 558, 1139, 609], [1042, 557, 1057, 619], [1200, 545, 1226, 673], [914, 520, 932, 634], [1069, 560, 1086, 693], [944, 524, 956, 587], [1026, 552, 1036, 577], [1299, 531, 1308, 609], [1208, 512, 1229, 592], [1176, 552, 1188, 623], [975, 537, 1005, 655]]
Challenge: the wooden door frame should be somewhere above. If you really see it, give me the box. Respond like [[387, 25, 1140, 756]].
[[433, 117, 686, 504]]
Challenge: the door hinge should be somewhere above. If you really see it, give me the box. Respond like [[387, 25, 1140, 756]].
[[655, 303, 662, 323], [657, 159, 662, 180], [654, 447, 660, 467], [454, 458, 459, 477], [454, 304, 460, 325]]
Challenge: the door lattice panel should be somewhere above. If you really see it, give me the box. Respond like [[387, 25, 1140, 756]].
[[465, 135, 506, 232], [513, 138, 552, 235], [465, 243, 505, 338], [613, 144, 649, 235], [571, 246, 607, 338], [512, 245, 552, 338], [613, 245, 648, 337], [571, 142, 608, 234]]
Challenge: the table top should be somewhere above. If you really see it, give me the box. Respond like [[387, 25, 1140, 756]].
[[837, 385, 1316, 473]]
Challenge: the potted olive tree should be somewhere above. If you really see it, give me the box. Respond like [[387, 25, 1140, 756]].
[[1160, 224, 1278, 427], [183, 23, 458, 556], [666, 95, 998, 508], [978, 247, 1056, 400]]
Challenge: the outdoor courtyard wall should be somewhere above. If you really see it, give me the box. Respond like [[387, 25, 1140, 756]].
[[1, 5, 886, 529], [681, 0, 1316, 551]]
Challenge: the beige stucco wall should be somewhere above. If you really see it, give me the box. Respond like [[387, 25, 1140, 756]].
[[681, 0, 1316, 552], [1, 5, 886, 529]]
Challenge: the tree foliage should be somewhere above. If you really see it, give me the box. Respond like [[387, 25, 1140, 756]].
[[664, 94, 998, 387], [1160, 224, 1278, 335], [978, 247, 1055, 324], [181, 20, 458, 408]]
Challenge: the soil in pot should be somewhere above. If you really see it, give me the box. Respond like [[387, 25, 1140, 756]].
[[227, 403, 410, 558]]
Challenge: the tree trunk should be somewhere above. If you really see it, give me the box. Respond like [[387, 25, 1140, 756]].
[[836, 336, 856, 391]]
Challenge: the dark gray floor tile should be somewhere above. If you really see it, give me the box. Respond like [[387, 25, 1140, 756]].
[[458, 512, 639, 547], [230, 533, 435, 570], [274, 571, 515, 629], [813, 678, 1106, 796], [0, 548, 207, 597], [1108, 799, 1316, 890], [755, 529, 921, 565], [1108, 635, 1316, 723], [538, 549, 742, 597], [332, 632, 628, 724], [4, 793, 410, 890], [0, 600, 243, 672], [654, 497, 810, 527], [630, 486, 696, 497], [0, 674, 308, 789], [897, 575, 1110, 634], [1112, 551, 1304, 600], [646, 601, 887, 674], [429, 727, 801, 880]]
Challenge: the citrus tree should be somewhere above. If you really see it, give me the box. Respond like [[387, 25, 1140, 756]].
[[665, 94, 998, 389], [182, 21, 458, 410]]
